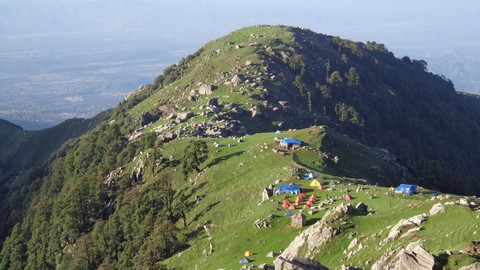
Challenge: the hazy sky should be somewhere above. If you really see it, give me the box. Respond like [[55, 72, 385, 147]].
[[1, 0, 479, 56]]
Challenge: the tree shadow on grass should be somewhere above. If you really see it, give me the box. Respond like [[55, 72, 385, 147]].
[[189, 201, 220, 225], [207, 151, 245, 167], [185, 220, 211, 241]]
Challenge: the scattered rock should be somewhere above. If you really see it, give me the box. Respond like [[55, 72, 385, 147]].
[[158, 105, 176, 114], [459, 263, 480, 270], [266, 251, 277, 258], [104, 167, 123, 188], [355, 202, 368, 215], [465, 241, 480, 254], [262, 188, 273, 201], [339, 265, 363, 270], [400, 227, 422, 239], [429, 203, 446, 216], [257, 263, 272, 270], [198, 83, 215, 95], [128, 129, 145, 141], [347, 238, 359, 250], [274, 256, 328, 270], [130, 158, 145, 183], [253, 219, 269, 229], [392, 240, 440, 270], [231, 74, 245, 86], [381, 214, 427, 245], [176, 112, 193, 121], [278, 100, 288, 107], [371, 248, 396, 270]]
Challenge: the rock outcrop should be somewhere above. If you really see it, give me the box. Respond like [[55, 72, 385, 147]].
[[391, 240, 440, 270], [274, 256, 329, 270], [429, 203, 446, 216], [275, 203, 352, 264], [198, 83, 215, 95], [459, 263, 480, 270], [176, 112, 193, 121], [381, 214, 427, 245], [373, 240, 440, 270], [130, 158, 145, 183]]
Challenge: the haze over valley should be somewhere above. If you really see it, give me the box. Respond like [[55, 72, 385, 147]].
[[1, 0, 479, 130]]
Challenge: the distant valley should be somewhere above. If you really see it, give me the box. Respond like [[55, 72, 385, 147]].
[[1, 30, 479, 130], [0, 31, 194, 129]]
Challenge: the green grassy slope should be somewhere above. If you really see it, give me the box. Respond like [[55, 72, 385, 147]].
[[158, 126, 479, 269]]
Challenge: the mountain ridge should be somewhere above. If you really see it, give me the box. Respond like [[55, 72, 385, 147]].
[[0, 25, 479, 269]]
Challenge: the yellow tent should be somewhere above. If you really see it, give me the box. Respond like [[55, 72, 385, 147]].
[[244, 251, 253, 256], [309, 179, 321, 187]]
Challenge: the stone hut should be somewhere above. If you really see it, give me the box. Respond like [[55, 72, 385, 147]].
[[291, 213, 306, 228]]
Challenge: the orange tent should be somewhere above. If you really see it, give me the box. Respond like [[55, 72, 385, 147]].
[[344, 194, 353, 201], [303, 204, 311, 209], [288, 205, 295, 210], [318, 184, 324, 190]]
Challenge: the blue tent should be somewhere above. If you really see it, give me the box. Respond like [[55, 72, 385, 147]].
[[239, 257, 249, 264], [304, 171, 319, 180], [281, 138, 302, 146], [285, 210, 293, 216], [276, 184, 301, 194], [397, 184, 417, 195]]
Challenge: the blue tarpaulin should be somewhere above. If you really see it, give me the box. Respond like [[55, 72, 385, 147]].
[[397, 184, 417, 195], [276, 184, 301, 194], [281, 138, 302, 145]]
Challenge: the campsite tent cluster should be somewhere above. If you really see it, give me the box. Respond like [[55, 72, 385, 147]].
[[282, 192, 319, 210]]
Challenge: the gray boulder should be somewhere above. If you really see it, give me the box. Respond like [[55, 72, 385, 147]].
[[231, 74, 245, 85], [198, 83, 215, 95], [459, 263, 480, 270], [429, 203, 446, 216], [393, 240, 440, 270], [274, 256, 329, 270], [355, 202, 368, 215], [176, 112, 193, 121]]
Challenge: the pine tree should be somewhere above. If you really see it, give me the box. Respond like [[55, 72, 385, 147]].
[[181, 141, 209, 180]]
